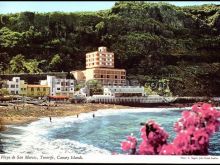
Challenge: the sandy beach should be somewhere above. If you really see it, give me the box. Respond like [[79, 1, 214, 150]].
[[0, 101, 217, 130], [0, 103, 131, 127]]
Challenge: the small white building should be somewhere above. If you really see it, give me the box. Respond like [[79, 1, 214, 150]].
[[6, 77, 21, 95], [40, 75, 75, 97], [103, 85, 147, 97]]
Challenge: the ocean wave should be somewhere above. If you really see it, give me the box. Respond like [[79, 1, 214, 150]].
[[2, 106, 220, 155]]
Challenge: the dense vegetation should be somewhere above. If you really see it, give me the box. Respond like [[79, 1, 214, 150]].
[[0, 2, 220, 96]]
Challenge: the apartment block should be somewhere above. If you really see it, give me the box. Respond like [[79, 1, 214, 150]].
[[86, 46, 114, 69], [40, 75, 75, 97], [85, 68, 126, 85], [72, 46, 126, 86], [6, 77, 24, 95]]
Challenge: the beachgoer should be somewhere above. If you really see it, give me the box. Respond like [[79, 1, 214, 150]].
[[49, 116, 52, 122], [77, 114, 79, 118], [93, 113, 95, 118]]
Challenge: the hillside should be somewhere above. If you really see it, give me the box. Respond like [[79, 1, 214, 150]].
[[0, 2, 220, 96]]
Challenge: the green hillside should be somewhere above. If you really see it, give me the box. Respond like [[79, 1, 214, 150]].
[[1, 2, 220, 96]]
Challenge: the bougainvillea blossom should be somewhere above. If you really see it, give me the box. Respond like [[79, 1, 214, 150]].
[[120, 102, 220, 155]]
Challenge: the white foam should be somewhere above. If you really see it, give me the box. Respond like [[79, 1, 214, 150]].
[[3, 106, 220, 155], [5, 137, 111, 155]]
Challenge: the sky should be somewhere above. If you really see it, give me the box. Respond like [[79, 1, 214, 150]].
[[0, 1, 220, 14]]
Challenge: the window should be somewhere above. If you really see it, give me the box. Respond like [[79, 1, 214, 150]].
[[16, 85, 18, 88], [31, 88, 34, 91], [57, 82, 60, 84], [37, 88, 40, 91], [21, 88, 23, 91], [16, 91, 18, 94], [57, 88, 60, 90], [16, 79, 19, 82], [11, 84, 15, 88], [71, 83, 74, 85], [101, 75, 103, 78], [43, 88, 46, 91], [115, 75, 117, 79], [107, 75, 110, 78]]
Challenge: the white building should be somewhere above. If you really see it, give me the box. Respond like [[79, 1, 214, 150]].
[[103, 85, 147, 97], [6, 77, 21, 95], [40, 75, 75, 97]]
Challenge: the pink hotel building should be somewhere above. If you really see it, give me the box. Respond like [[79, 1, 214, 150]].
[[72, 46, 126, 86]]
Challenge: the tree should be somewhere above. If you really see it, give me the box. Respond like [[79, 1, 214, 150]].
[[9, 54, 26, 73], [0, 88, 9, 96], [0, 27, 24, 48], [49, 54, 62, 71], [0, 53, 10, 73], [9, 54, 42, 73], [86, 79, 103, 96], [23, 59, 42, 73]]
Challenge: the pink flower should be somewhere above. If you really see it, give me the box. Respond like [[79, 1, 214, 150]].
[[119, 102, 220, 155], [138, 140, 155, 155], [148, 132, 154, 141], [121, 141, 131, 151], [202, 103, 212, 110], [159, 144, 180, 155]]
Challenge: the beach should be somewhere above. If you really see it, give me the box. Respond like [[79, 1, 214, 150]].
[[0, 103, 131, 126], [0, 101, 217, 128]]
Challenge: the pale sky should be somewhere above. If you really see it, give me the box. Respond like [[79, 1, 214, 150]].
[[0, 1, 220, 14]]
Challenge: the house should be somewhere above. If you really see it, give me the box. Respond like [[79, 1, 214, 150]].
[[26, 84, 50, 97]]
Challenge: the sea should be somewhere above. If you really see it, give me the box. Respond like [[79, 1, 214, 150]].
[[0, 107, 220, 155]]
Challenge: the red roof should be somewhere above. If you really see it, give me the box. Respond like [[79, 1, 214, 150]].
[[28, 85, 49, 88], [48, 95, 69, 99]]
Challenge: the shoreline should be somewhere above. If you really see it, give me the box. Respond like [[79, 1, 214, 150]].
[[0, 103, 131, 127], [0, 101, 218, 128]]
